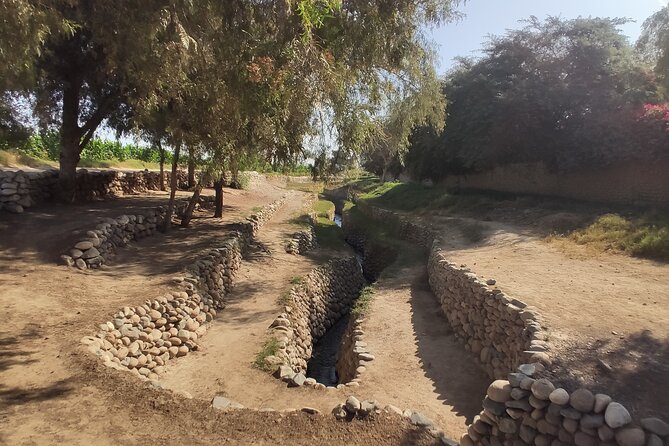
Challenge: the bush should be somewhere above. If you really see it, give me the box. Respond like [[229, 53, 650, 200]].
[[570, 213, 669, 260]]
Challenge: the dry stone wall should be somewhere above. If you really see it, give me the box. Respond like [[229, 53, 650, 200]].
[[267, 257, 365, 386], [0, 168, 198, 214], [80, 196, 286, 380], [61, 196, 215, 270], [351, 201, 668, 446], [465, 366, 669, 446], [286, 215, 318, 255], [428, 244, 549, 380]]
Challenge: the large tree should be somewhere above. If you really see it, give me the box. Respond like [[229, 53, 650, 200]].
[[406, 16, 662, 181], [637, 5, 669, 96]]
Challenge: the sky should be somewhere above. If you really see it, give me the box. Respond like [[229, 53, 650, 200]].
[[429, 0, 669, 73]]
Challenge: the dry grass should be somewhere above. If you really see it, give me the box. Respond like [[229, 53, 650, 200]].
[[0, 149, 58, 168]]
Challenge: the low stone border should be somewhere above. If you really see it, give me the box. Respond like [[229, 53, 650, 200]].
[[285, 216, 318, 255], [332, 396, 456, 445], [464, 363, 669, 446], [81, 196, 287, 380], [61, 196, 215, 270]]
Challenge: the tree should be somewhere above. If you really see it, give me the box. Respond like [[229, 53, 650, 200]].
[[406, 16, 662, 181], [637, 6, 669, 96], [1, 1, 196, 201]]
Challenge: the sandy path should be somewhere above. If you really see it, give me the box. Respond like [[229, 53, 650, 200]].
[[356, 264, 490, 439], [158, 192, 347, 411]]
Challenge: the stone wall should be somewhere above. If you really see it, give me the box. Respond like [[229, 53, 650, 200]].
[[268, 257, 365, 383], [81, 196, 286, 380], [61, 196, 216, 269], [465, 366, 669, 446], [441, 160, 669, 207], [428, 243, 549, 380], [286, 215, 318, 255], [0, 168, 197, 214], [351, 201, 669, 446]]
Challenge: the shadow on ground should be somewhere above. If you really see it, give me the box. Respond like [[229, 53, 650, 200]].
[[547, 329, 669, 420], [407, 266, 490, 424]]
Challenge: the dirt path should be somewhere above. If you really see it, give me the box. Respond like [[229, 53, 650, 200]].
[[429, 214, 669, 419], [157, 192, 349, 410], [356, 263, 490, 439]]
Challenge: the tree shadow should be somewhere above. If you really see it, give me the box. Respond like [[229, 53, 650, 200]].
[[0, 327, 41, 373], [546, 329, 669, 420], [0, 379, 74, 411], [408, 267, 490, 424]]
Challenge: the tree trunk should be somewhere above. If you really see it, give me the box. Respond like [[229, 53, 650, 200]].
[[180, 184, 202, 227], [58, 76, 82, 203], [158, 142, 166, 191], [187, 146, 195, 188], [161, 141, 181, 233], [214, 177, 224, 218], [381, 165, 390, 183]]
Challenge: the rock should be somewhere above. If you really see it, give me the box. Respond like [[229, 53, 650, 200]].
[[580, 414, 604, 429], [81, 247, 100, 259], [598, 425, 614, 441], [508, 373, 526, 387], [384, 405, 403, 415], [288, 373, 306, 387], [549, 388, 569, 405], [537, 419, 559, 436], [274, 365, 294, 381], [615, 427, 645, 446], [518, 363, 544, 377], [510, 388, 529, 400], [594, 394, 612, 413], [641, 418, 669, 437], [212, 395, 244, 410], [498, 417, 517, 433], [647, 434, 664, 446], [301, 407, 320, 415], [531, 379, 555, 400], [70, 249, 83, 259], [486, 278, 497, 285], [604, 402, 632, 428], [75, 258, 87, 270], [574, 432, 597, 446], [345, 396, 361, 413], [332, 404, 348, 420], [358, 353, 375, 361], [488, 380, 512, 403], [482, 397, 506, 416], [570, 388, 595, 412], [410, 411, 435, 429], [75, 241, 94, 250]]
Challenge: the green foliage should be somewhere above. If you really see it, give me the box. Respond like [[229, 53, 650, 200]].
[[407, 16, 666, 181], [254, 338, 280, 371], [570, 213, 669, 260], [637, 6, 669, 95], [289, 276, 303, 285], [314, 199, 335, 218], [351, 286, 375, 317]]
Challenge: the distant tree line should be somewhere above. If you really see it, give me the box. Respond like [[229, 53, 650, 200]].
[[366, 13, 669, 182]]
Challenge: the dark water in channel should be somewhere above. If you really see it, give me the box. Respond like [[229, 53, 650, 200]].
[[305, 314, 350, 386]]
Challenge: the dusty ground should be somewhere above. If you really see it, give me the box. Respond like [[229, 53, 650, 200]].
[[426, 213, 669, 420], [0, 180, 439, 445], [157, 213, 489, 439]]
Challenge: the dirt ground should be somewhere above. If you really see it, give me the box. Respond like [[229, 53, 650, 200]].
[[426, 213, 669, 420], [0, 180, 439, 445]]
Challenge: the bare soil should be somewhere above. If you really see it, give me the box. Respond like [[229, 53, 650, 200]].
[[0, 182, 438, 445], [427, 213, 669, 420]]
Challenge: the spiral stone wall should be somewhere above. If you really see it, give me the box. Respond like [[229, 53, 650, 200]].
[[81, 196, 286, 380], [269, 257, 365, 377]]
